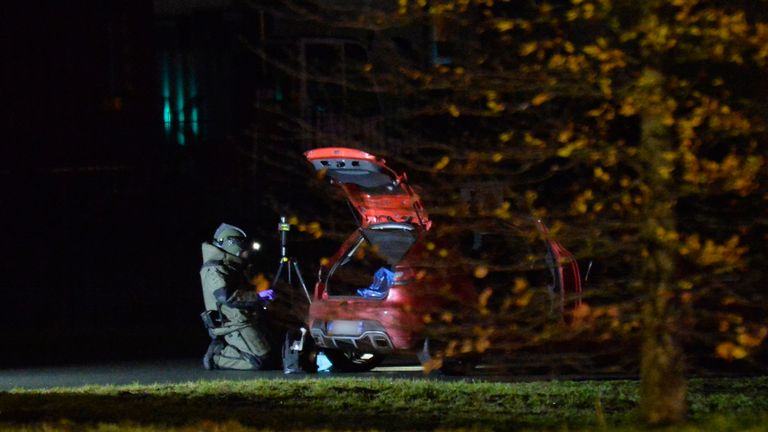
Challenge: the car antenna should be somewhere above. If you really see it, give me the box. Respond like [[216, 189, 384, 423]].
[[271, 216, 312, 304]]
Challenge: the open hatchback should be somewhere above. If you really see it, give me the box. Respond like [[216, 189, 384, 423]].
[[304, 147, 582, 373]]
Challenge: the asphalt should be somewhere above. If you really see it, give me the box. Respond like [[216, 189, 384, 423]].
[[0, 358, 519, 390]]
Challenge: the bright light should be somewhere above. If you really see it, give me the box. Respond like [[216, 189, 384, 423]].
[[252, 241, 262, 251]]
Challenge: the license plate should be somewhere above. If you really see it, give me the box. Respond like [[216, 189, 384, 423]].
[[327, 320, 363, 336]]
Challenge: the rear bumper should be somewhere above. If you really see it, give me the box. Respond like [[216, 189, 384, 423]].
[[308, 297, 423, 353], [310, 325, 395, 354], [309, 318, 418, 353]]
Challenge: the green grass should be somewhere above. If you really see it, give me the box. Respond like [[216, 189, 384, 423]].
[[1, 377, 767, 431]]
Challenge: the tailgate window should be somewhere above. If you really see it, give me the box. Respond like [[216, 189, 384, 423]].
[[361, 224, 417, 265]]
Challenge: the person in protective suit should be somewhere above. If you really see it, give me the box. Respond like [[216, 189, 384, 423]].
[[200, 223, 274, 370]]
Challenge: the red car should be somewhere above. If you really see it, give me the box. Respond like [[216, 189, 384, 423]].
[[304, 147, 581, 372]]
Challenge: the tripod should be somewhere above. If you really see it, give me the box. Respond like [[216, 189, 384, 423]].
[[271, 216, 312, 304]]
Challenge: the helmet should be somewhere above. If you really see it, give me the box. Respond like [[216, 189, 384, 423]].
[[213, 223, 247, 256]]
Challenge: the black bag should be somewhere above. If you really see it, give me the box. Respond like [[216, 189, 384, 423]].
[[282, 327, 318, 374]]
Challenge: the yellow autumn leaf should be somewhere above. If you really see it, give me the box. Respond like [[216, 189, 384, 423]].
[[474, 266, 490, 279], [619, 176, 631, 188], [444, 340, 458, 357], [448, 104, 460, 118], [548, 54, 566, 68], [496, 20, 514, 32], [594, 166, 610, 182], [583, 45, 601, 56], [515, 291, 534, 307], [557, 144, 576, 158], [513, 277, 528, 293], [397, 0, 408, 14], [572, 303, 592, 319], [460, 339, 474, 354], [599, 78, 612, 96], [733, 345, 748, 359], [421, 357, 443, 373], [531, 92, 553, 106], [492, 153, 503, 162], [478, 287, 493, 307], [737, 333, 762, 348], [519, 42, 538, 56], [619, 100, 637, 116], [433, 156, 450, 170], [586, 106, 604, 117], [716, 341, 748, 360], [307, 222, 322, 238], [719, 320, 730, 332], [475, 337, 491, 353]]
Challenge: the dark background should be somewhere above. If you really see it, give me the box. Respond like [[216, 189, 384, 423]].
[[3, 1, 766, 374], [1, 0, 323, 367]]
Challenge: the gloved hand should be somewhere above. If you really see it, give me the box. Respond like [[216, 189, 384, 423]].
[[258, 289, 275, 301]]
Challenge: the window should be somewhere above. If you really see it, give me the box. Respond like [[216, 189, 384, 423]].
[[160, 52, 201, 145]]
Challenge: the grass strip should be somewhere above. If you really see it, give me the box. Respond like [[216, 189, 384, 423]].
[[0, 377, 766, 431]]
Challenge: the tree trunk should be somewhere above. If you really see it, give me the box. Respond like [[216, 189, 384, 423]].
[[636, 68, 687, 425]]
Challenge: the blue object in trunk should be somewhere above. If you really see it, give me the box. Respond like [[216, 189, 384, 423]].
[[357, 267, 394, 299]]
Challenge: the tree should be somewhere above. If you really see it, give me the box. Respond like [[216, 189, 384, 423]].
[[250, 0, 768, 425]]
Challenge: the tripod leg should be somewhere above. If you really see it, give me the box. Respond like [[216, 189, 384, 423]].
[[291, 259, 312, 304], [271, 260, 286, 288]]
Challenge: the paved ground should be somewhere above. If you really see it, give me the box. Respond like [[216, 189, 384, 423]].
[[0, 358, 523, 390]]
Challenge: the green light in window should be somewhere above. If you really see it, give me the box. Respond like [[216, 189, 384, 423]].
[[163, 101, 172, 126], [176, 55, 185, 146], [161, 55, 171, 136]]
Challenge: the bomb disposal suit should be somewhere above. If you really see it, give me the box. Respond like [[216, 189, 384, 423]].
[[200, 224, 272, 370]]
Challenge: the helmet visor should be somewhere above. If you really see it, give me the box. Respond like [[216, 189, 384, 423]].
[[218, 236, 248, 255]]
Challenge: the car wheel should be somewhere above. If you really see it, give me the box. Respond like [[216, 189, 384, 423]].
[[323, 349, 386, 372], [417, 338, 480, 376]]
